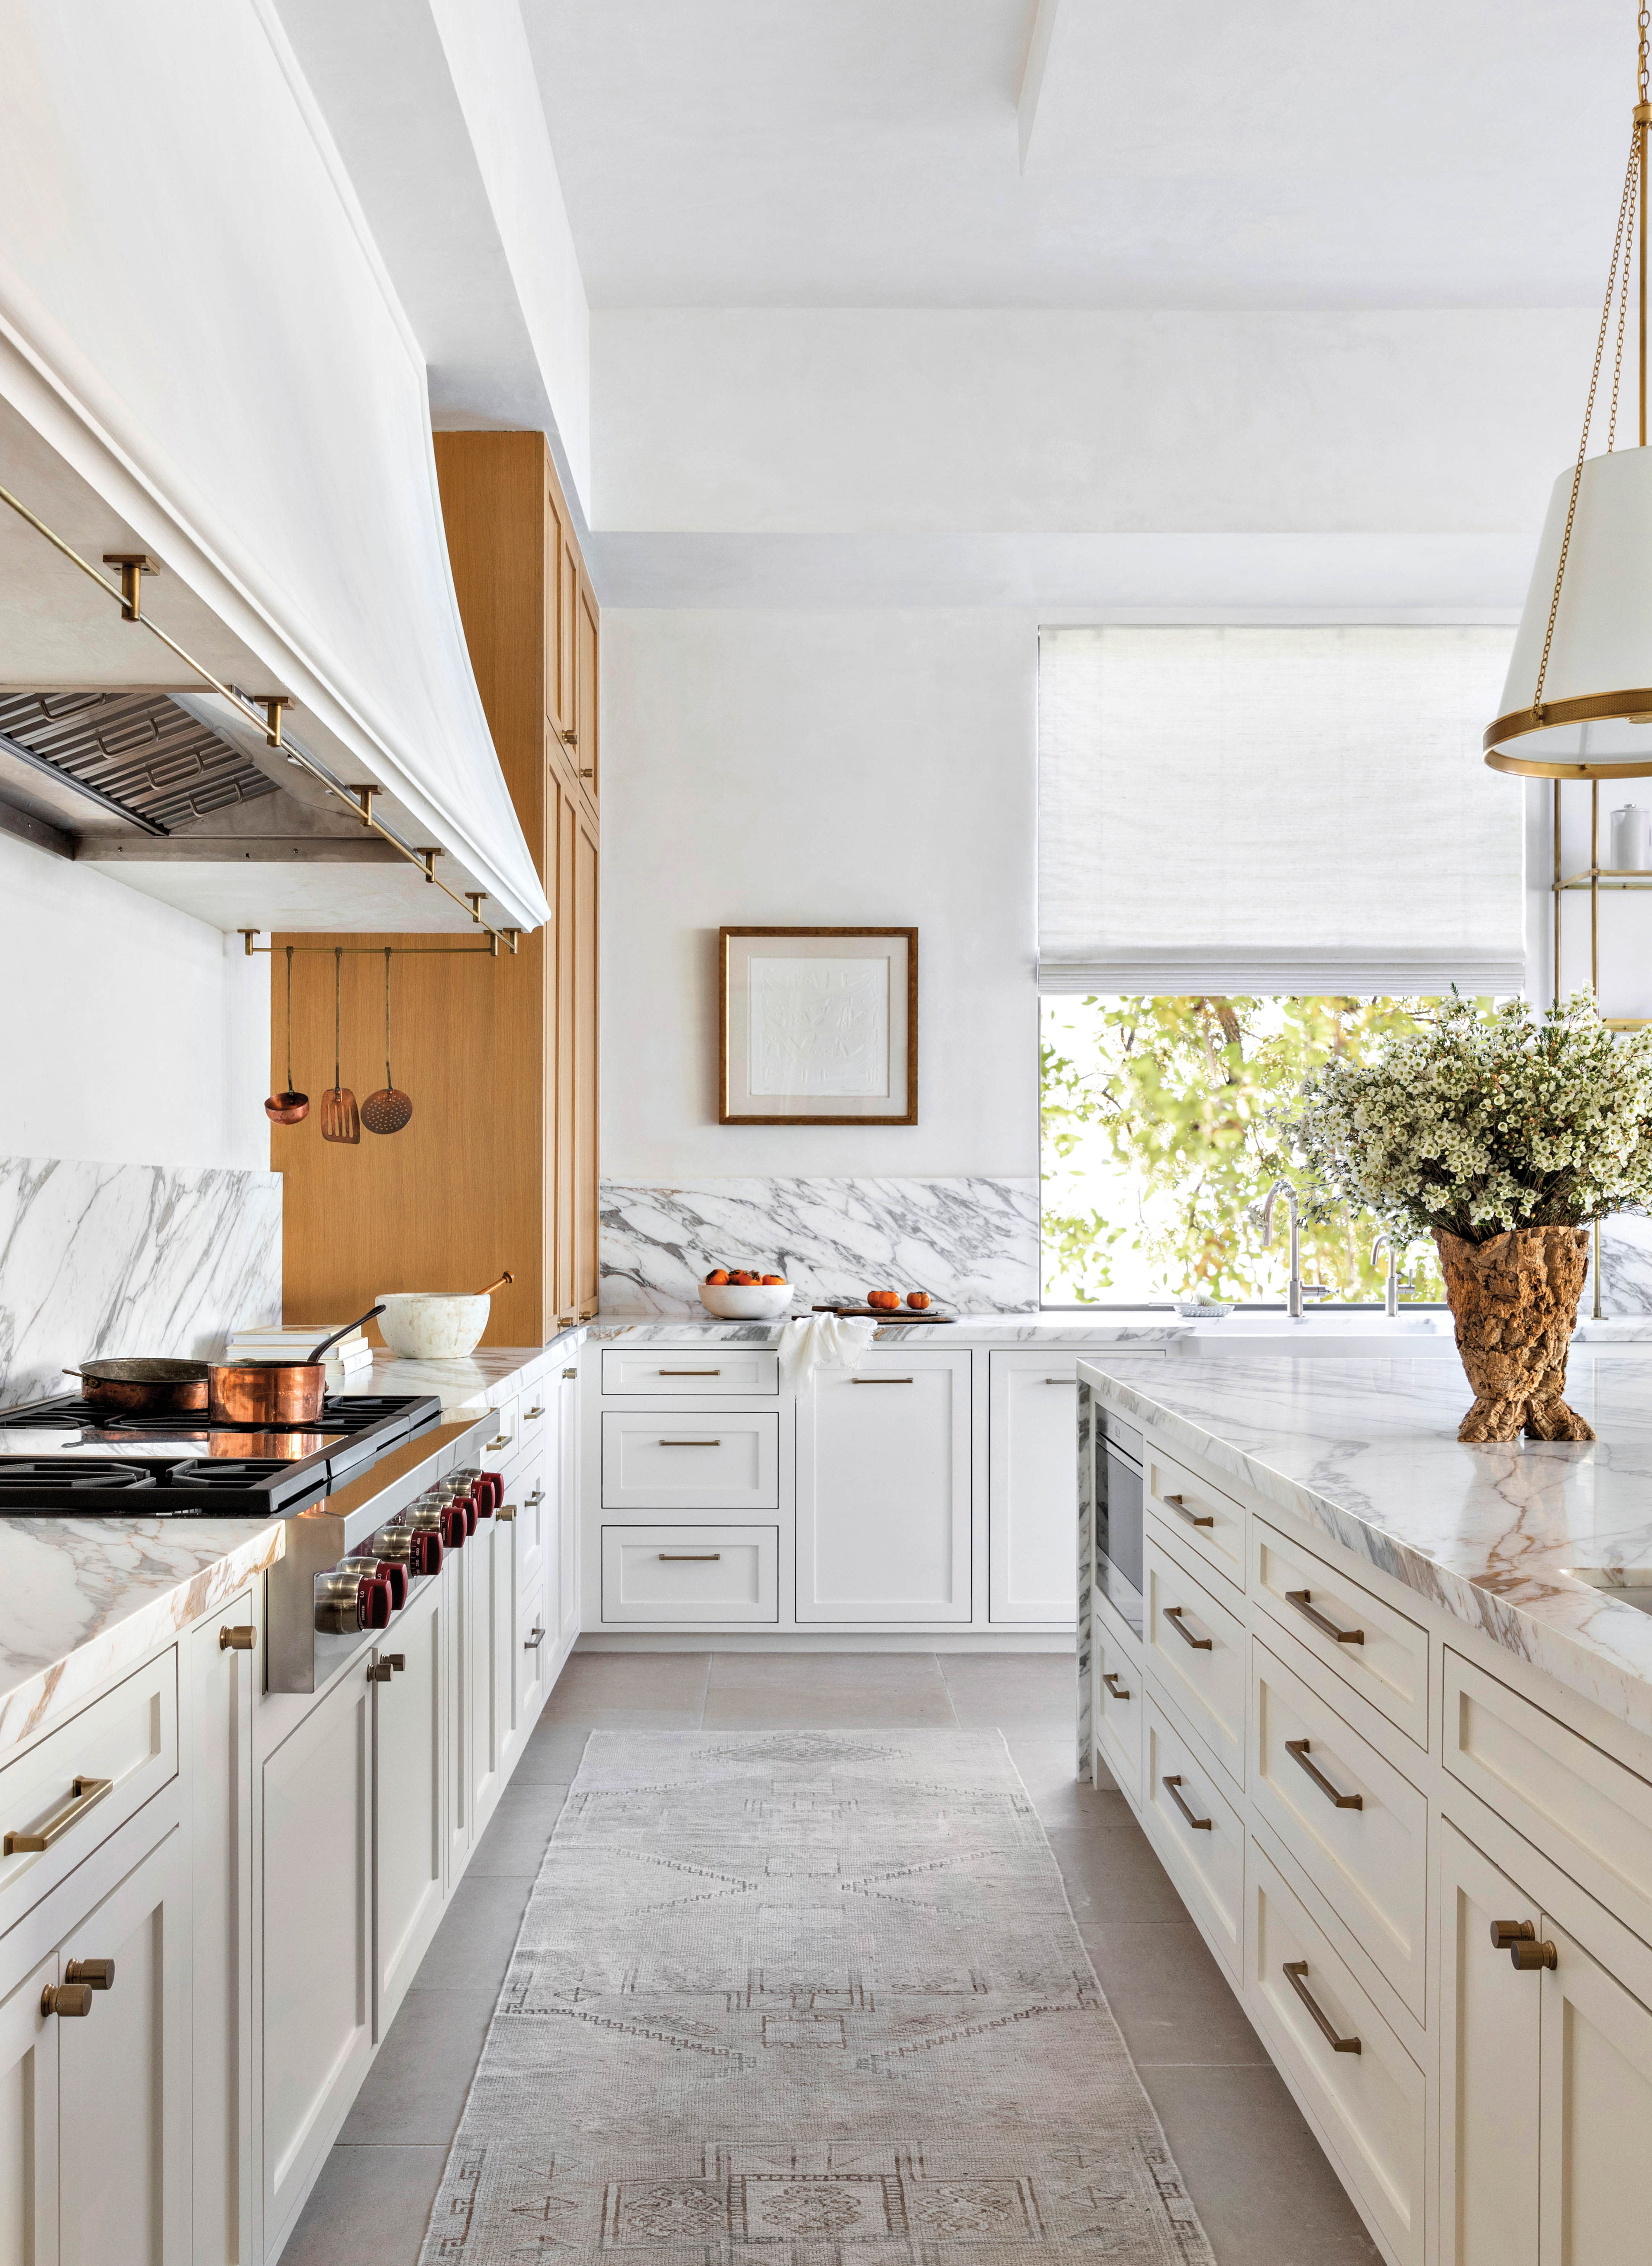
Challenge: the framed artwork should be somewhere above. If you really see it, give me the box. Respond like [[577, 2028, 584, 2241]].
[[720, 927, 917, 1125]]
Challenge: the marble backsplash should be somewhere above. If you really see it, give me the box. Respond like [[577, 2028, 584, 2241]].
[[600, 1177, 1040, 1315], [0, 1157, 282, 1407], [1600, 1215, 1652, 1316]]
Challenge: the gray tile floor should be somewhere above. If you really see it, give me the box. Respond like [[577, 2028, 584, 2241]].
[[282, 1651, 1380, 2266]]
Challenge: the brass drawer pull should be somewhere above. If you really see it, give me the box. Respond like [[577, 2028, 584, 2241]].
[[1491, 1920, 1558, 1971], [1045, 1376, 1076, 1384], [526, 1487, 544, 1505], [41, 1983, 94, 2018], [4, 1774, 113, 1855], [852, 1376, 914, 1384], [1162, 1775, 1212, 1831], [659, 1552, 722, 1561], [1164, 1605, 1213, 1650], [1285, 1737, 1363, 1809], [368, 1661, 393, 1683], [1286, 1588, 1365, 1645], [563, 1366, 578, 1378], [1283, 1960, 1361, 2053], [1102, 1671, 1132, 1701], [219, 1623, 257, 1651], [524, 1405, 545, 1419], [498, 1502, 517, 1522], [484, 1434, 510, 1451], [523, 1626, 547, 1650], [660, 1368, 722, 1376], [659, 1438, 720, 1446], [1162, 1492, 1215, 1529], [65, 1958, 115, 1990]]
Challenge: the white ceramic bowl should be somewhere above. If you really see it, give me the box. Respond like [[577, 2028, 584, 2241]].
[[376, 1291, 492, 1360], [697, 1280, 794, 1319]]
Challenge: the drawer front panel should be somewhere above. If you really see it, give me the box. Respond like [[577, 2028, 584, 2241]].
[[1444, 1648, 1652, 1949], [602, 1349, 780, 1397], [1248, 1839, 1426, 2266], [1144, 1699, 1244, 1972], [1253, 1519, 1430, 1749], [601, 1412, 780, 1509], [1252, 1638, 1428, 2020], [1146, 1445, 1245, 1591], [1144, 1538, 1246, 1791], [1094, 1619, 1144, 1804], [602, 1526, 779, 1623], [0, 1651, 177, 1930]]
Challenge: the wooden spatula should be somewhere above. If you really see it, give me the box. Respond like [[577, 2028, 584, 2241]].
[[321, 947, 360, 1144]]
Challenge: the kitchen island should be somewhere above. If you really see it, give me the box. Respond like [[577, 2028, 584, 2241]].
[[1078, 1349, 1652, 2266]]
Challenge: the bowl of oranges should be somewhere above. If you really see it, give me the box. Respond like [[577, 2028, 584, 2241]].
[[698, 1267, 794, 1318]]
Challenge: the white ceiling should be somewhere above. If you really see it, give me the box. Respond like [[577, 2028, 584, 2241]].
[[525, 0, 1625, 310]]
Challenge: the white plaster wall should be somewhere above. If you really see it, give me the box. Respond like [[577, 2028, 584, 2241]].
[[0, 836, 269, 1170], [592, 307, 1592, 537], [599, 609, 1038, 1181]]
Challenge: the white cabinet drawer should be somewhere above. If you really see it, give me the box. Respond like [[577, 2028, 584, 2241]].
[[601, 1347, 780, 1396], [1253, 1518, 1430, 1750], [1444, 1648, 1652, 1950], [600, 1410, 779, 1509], [1143, 1698, 1245, 1974], [1146, 1444, 1245, 1592], [602, 1526, 779, 1622], [1144, 1536, 1245, 1792], [1094, 1615, 1144, 1804], [0, 1652, 178, 1932], [1248, 1837, 1425, 2266], [1252, 1638, 1428, 2021]]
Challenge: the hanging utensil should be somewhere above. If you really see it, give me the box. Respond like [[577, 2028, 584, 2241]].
[[207, 1301, 386, 1425], [265, 944, 310, 1124], [361, 948, 413, 1135], [320, 947, 360, 1144]]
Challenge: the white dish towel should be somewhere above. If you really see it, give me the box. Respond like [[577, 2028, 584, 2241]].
[[778, 1312, 878, 1391]]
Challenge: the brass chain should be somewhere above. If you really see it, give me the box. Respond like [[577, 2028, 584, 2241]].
[[1607, 181, 1638, 449], [1533, 125, 1641, 714], [1641, 0, 1649, 102]]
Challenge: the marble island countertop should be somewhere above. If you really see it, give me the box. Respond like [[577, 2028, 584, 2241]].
[[1082, 1351, 1652, 1743]]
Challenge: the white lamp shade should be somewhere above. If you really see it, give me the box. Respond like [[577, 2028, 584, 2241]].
[[1490, 446, 1652, 775]]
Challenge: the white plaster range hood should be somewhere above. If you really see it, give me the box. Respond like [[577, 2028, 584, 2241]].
[[0, 0, 551, 938]]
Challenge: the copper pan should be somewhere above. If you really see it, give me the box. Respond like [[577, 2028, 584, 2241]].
[[66, 1359, 210, 1415], [207, 1303, 384, 1426]]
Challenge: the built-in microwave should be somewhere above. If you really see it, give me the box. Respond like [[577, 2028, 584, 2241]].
[[1094, 1402, 1145, 1638]]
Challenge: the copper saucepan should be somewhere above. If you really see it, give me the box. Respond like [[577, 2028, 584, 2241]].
[[208, 1304, 386, 1426], [65, 1358, 210, 1415]]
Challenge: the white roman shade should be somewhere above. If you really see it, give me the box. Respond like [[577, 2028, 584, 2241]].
[[1038, 625, 1524, 995]]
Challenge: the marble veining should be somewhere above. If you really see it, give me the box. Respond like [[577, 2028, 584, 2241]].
[[1598, 1214, 1652, 1317], [0, 1156, 282, 1408], [337, 1334, 581, 1413], [1082, 1351, 1652, 1743], [599, 1177, 1039, 1315]]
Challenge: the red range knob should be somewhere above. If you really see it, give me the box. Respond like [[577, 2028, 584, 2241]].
[[480, 1472, 503, 1513], [412, 1529, 442, 1575], [359, 1575, 392, 1630], [462, 1492, 478, 1536], [441, 1502, 467, 1549], [374, 1559, 408, 1611]]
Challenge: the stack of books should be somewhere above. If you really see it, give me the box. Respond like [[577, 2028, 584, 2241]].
[[224, 1322, 375, 1390]]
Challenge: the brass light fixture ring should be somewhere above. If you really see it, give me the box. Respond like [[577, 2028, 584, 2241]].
[[1485, 687, 1652, 776]]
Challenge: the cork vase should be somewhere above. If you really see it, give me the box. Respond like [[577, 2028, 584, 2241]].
[[1435, 1225, 1595, 1444]]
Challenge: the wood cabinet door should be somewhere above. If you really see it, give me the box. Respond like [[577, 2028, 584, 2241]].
[[987, 1352, 1080, 1624], [545, 465, 579, 758], [571, 794, 600, 1318], [188, 1596, 254, 2265], [797, 1350, 971, 1622], [0, 1944, 59, 2266], [1538, 1912, 1652, 2265], [374, 1583, 445, 2037], [1438, 1821, 1540, 2266], [261, 1668, 372, 2242], [58, 1825, 191, 2266], [574, 565, 599, 810]]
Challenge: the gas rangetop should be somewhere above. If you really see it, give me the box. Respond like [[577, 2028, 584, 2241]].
[[0, 1392, 442, 1516]]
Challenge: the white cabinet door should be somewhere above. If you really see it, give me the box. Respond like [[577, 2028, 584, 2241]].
[[374, 1583, 445, 2037], [58, 1825, 191, 2266], [1538, 1913, 1652, 2266], [444, 1544, 471, 1878], [987, 1352, 1080, 1624], [188, 1596, 254, 2265], [0, 1945, 59, 2266], [261, 1665, 372, 2243], [796, 1350, 971, 1623], [516, 1580, 550, 1737], [559, 1369, 580, 1649], [468, 1518, 505, 1841], [1439, 1821, 1540, 2266]]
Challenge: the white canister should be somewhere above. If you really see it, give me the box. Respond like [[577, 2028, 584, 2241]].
[[1610, 803, 1652, 871]]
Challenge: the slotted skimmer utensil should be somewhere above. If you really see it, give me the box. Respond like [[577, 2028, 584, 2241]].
[[320, 946, 360, 1144], [361, 948, 413, 1135]]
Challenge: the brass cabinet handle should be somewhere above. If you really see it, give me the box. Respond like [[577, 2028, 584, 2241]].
[[484, 1434, 510, 1451], [385, 1655, 405, 1672], [526, 1487, 544, 1506], [41, 1983, 94, 2018], [1164, 1604, 1213, 1651], [658, 1438, 720, 1446], [65, 1958, 115, 1990], [219, 1623, 257, 1651], [852, 1376, 914, 1384], [660, 1368, 722, 1376], [497, 1503, 517, 1522], [562, 1366, 578, 1379], [1491, 1920, 1558, 1971], [659, 1552, 721, 1561], [1283, 1960, 1361, 2053], [1285, 1588, 1365, 1645], [524, 1405, 545, 1419], [1162, 1774, 1212, 1831], [1162, 1492, 1215, 1529], [1102, 1671, 1132, 1701], [4, 1775, 113, 1856], [523, 1626, 547, 1650], [368, 1661, 393, 1684], [1044, 1376, 1076, 1384], [1285, 1737, 1363, 1810]]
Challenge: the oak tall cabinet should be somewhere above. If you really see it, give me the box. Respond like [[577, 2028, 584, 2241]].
[[275, 433, 599, 1341]]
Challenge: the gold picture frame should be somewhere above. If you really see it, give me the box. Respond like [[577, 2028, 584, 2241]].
[[719, 927, 918, 1125]]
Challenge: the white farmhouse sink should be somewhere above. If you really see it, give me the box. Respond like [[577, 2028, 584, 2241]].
[[1173, 1311, 1459, 1357]]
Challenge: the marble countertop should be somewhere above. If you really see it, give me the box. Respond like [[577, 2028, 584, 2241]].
[[334, 1332, 580, 1412], [588, 1312, 1192, 1347], [1082, 1351, 1652, 1743]]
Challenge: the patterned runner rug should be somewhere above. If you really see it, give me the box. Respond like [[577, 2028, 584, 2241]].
[[419, 1729, 1215, 2264]]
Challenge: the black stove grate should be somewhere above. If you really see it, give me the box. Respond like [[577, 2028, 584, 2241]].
[[0, 1458, 157, 1491]]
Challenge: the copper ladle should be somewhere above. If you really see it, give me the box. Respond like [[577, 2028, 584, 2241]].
[[265, 944, 310, 1124]]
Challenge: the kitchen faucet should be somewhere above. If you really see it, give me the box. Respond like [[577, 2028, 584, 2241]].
[[1370, 1232, 1416, 1319], [1252, 1179, 1329, 1321]]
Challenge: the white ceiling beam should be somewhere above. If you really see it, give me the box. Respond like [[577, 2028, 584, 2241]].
[[1016, 0, 1063, 174]]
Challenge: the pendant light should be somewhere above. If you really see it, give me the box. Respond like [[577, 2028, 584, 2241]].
[[1487, 6, 1652, 778]]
